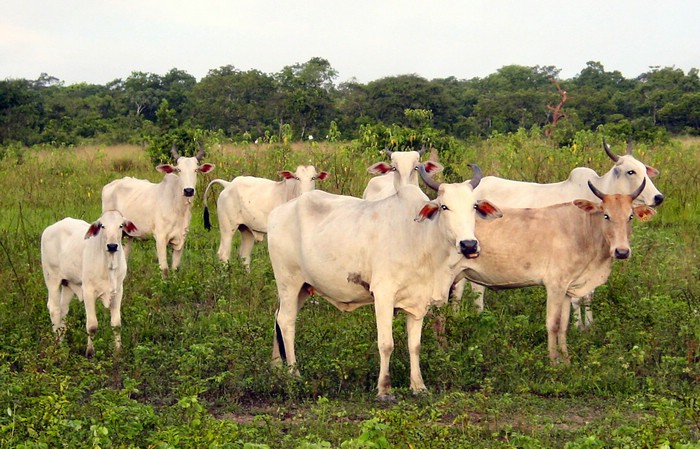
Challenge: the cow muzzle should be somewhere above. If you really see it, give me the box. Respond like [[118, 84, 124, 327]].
[[653, 194, 664, 206], [183, 188, 195, 197], [106, 243, 119, 253], [459, 239, 479, 258], [614, 248, 630, 260]]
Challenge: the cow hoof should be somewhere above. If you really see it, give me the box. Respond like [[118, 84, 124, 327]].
[[376, 393, 396, 403], [86, 347, 95, 358]]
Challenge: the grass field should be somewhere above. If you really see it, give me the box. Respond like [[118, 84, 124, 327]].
[[1, 134, 699, 448]]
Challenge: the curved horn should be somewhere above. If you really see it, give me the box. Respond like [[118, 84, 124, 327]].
[[630, 178, 646, 200], [587, 180, 606, 200], [196, 142, 205, 162], [417, 144, 427, 156], [625, 137, 633, 155], [468, 164, 483, 189], [171, 144, 181, 161], [602, 137, 619, 162], [383, 146, 393, 158], [418, 164, 441, 191]]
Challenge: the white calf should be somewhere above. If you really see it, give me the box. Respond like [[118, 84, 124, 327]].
[[40, 210, 138, 357]]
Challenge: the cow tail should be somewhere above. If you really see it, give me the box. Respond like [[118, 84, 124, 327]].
[[204, 206, 211, 231], [275, 314, 287, 363]]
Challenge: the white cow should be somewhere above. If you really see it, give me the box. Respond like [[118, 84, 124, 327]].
[[202, 165, 329, 270], [267, 165, 502, 400], [362, 148, 443, 200], [461, 138, 664, 329], [41, 210, 138, 357], [456, 180, 656, 363], [101, 144, 215, 276]]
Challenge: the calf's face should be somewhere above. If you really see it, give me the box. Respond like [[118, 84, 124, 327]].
[[85, 210, 138, 253]]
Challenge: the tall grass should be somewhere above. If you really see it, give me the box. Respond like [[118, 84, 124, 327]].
[[0, 134, 698, 448]]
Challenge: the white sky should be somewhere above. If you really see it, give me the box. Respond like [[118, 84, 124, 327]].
[[1, 0, 699, 85]]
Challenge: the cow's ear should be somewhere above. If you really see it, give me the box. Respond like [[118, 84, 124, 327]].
[[633, 205, 657, 222], [278, 170, 295, 180], [85, 222, 101, 239], [316, 171, 329, 181], [573, 199, 601, 214], [646, 165, 659, 178], [198, 163, 215, 173], [415, 203, 439, 222], [156, 164, 176, 174], [422, 161, 444, 174], [367, 162, 392, 175], [123, 221, 139, 236], [475, 200, 503, 220]]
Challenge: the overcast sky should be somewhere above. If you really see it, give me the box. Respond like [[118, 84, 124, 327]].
[[2, 0, 699, 86]]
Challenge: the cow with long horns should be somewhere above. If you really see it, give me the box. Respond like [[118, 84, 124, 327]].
[[101, 143, 215, 276], [459, 137, 664, 329], [453, 179, 656, 363]]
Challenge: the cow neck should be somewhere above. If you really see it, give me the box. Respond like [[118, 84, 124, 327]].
[[282, 178, 300, 202]]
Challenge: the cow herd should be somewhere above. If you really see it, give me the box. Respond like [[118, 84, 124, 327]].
[[40, 138, 663, 400]]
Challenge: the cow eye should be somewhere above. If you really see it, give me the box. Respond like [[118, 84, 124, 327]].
[[295, 176, 300, 180], [629, 214, 634, 221], [626, 170, 635, 175], [391, 167, 397, 172], [603, 214, 610, 220], [441, 205, 449, 211]]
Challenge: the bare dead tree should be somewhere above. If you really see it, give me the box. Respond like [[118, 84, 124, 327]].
[[545, 77, 568, 137]]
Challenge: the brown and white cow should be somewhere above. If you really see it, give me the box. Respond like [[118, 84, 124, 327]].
[[267, 165, 502, 400], [455, 180, 656, 363], [101, 144, 215, 276], [465, 138, 663, 329], [203, 165, 328, 270], [363, 148, 443, 200], [41, 210, 138, 357]]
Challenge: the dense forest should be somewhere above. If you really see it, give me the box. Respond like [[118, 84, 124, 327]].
[[1, 57, 699, 151]]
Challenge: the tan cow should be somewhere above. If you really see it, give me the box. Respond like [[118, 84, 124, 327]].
[[41, 210, 138, 357], [456, 180, 656, 363], [267, 165, 502, 400], [465, 138, 663, 329], [202, 165, 328, 270], [101, 144, 215, 277]]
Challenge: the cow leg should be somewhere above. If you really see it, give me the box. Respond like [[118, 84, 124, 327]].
[[450, 279, 465, 309], [171, 240, 185, 272], [110, 289, 123, 353], [545, 286, 571, 364], [46, 278, 65, 338], [216, 214, 236, 263], [374, 296, 395, 401], [406, 313, 427, 394], [272, 282, 307, 376], [83, 289, 98, 358], [238, 228, 256, 272], [155, 235, 169, 277], [575, 291, 594, 330], [471, 283, 486, 313]]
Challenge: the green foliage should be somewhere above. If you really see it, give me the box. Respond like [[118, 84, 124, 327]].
[[0, 136, 699, 448]]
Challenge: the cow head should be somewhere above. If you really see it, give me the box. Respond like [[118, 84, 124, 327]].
[[367, 149, 443, 193], [574, 179, 656, 260], [602, 137, 664, 207], [85, 210, 138, 253], [278, 165, 329, 194], [156, 143, 216, 198], [416, 164, 502, 259]]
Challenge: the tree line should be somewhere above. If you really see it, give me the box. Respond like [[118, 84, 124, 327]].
[[1, 57, 699, 151]]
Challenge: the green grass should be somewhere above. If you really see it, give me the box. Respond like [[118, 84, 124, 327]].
[[1, 135, 699, 448]]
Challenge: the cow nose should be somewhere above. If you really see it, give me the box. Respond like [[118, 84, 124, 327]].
[[183, 188, 195, 197], [106, 243, 119, 253], [614, 248, 630, 259], [459, 239, 479, 257], [653, 194, 664, 206]]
